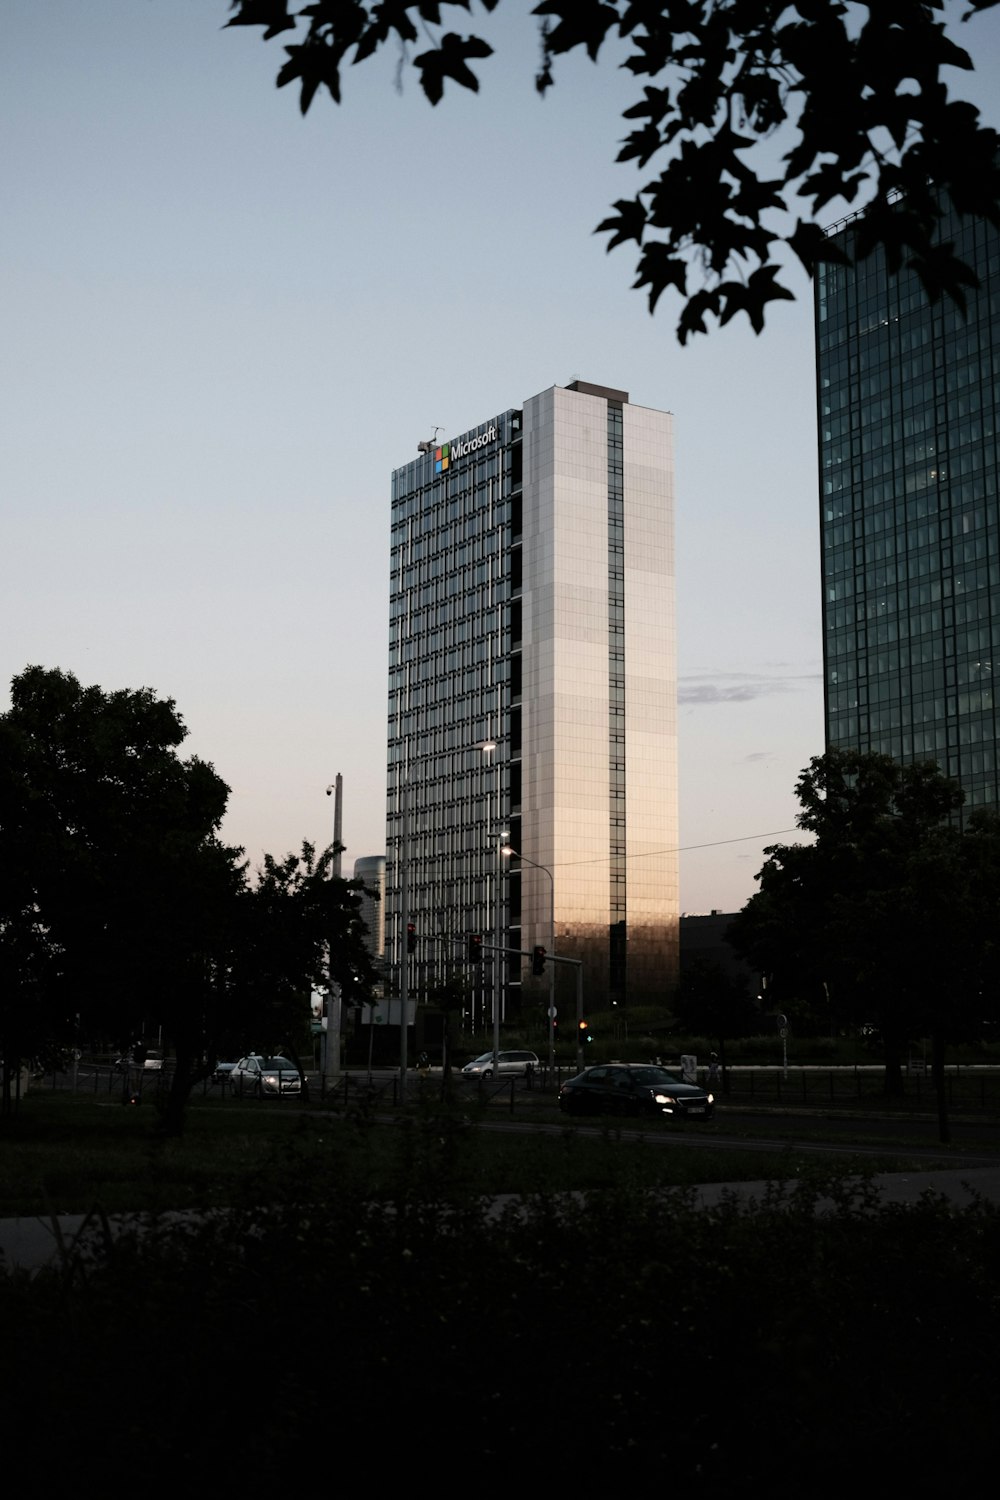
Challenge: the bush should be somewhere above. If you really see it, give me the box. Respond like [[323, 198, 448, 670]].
[[3, 1129, 999, 1485]]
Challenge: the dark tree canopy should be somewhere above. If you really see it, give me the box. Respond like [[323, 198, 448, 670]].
[[228, 841, 376, 1061], [0, 667, 376, 1128], [730, 748, 1000, 1134], [675, 956, 756, 1039], [226, 0, 1000, 340], [0, 666, 236, 1070]]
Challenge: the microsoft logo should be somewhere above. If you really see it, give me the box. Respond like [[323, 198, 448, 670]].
[[429, 425, 497, 473]]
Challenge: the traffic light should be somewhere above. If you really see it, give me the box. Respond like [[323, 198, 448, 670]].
[[531, 945, 547, 976], [468, 933, 483, 963], [406, 922, 417, 954], [578, 1019, 592, 1044]]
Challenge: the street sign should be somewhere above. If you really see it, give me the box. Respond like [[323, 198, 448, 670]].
[[547, 1006, 557, 1018]]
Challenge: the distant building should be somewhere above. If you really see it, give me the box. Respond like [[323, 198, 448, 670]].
[[816, 198, 1000, 810], [352, 854, 385, 962], [384, 379, 678, 1020]]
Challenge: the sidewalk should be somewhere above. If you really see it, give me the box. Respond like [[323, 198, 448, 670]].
[[686, 1163, 1000, 1210], [4, 1164, 1000, 1273]]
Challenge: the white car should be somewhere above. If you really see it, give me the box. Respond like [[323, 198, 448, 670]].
[[229, 1055, 303, 1097], [461, 1049, 540, 1080]]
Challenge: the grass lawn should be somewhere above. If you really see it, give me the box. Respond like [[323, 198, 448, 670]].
[[0, 1086, 959, 1215], [4, 1089, 1000, 1486]]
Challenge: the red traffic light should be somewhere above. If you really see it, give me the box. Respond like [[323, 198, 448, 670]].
[[468, 933, 483, 963], [531, 945, 547, 976], [406, 922, 417, 954]]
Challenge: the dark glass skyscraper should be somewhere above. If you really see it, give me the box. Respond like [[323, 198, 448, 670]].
[[817, 202, 1000, 808], [385, 380, 678, 1023]]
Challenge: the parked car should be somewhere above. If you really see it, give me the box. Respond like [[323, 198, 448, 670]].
[[461, 1049, 540, 1080], [212, 1061, 237, 1085], [229, 1055, 302, 1097], [558, 1063, 715, 1120], [114, 1047, 164, 1073]]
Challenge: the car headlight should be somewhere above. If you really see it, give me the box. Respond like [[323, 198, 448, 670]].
[[263, 1073, 278, 1085], [653, 1093, 675, 1105], [706, 1093, 714, 1105]]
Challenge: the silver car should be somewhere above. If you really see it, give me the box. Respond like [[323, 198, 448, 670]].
[[114, 1048, 164, 1073], [229, 1055, 302, 1097], [461, 1049, 540, 1080]]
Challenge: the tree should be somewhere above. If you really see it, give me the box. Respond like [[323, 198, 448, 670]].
[[0, 667, 237, 1095], [149, 838, 376, 1133], [0, 667, 377, 1130], [226, 842, 376, 1068], [0, 666, 249, 1124], [225, 0, 1000, 341], [428, 971, 472, 1083], [674, 956, 757, 1094], [730, 748, 1000, 1138]]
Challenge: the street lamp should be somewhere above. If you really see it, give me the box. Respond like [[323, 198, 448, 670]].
[[501, 845, 555, 1079]]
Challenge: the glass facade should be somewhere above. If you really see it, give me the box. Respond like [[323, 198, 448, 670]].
[[352, 855, 386, 963], [386, 382, 678, 1021], [817, 204, 1000, 809]]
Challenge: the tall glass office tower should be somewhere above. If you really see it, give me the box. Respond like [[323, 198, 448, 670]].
[[817, 203, 1000, 808], [352, 855, 386, 965], [385, 380, 678, 1022]]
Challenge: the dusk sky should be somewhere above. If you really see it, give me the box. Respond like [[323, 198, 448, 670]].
[[5, 1, 1000, 912]]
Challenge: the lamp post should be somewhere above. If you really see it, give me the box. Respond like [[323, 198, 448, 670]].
[[501, 845, 555, 1080]]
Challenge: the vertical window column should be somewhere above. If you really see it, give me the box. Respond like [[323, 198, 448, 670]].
[[607, 401, 626, 1001]]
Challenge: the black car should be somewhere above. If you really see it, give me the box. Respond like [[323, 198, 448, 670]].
[[558, 1063, 715, 1120]]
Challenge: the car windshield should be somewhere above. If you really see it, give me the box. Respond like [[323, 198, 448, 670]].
[[627, 1067, 685, 1085], [471, 1053, 494, 1064], [261, 1058, 295, 1071]]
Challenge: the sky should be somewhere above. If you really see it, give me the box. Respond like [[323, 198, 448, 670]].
[[4, 1, 1000, 914]]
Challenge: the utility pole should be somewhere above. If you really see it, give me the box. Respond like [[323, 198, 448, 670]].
[[324, 774, 343, 1093]]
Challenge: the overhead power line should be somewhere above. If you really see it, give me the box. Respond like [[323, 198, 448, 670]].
[[524, 829, 805, 872]]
